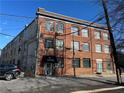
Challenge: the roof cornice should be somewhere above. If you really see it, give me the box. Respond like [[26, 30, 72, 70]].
[[36, 8, 107, 30]]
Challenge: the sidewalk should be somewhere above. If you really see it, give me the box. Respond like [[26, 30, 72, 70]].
[[78, 73, 124, 78]]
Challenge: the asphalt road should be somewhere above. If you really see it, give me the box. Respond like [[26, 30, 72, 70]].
[[0, 75, 124, 93]]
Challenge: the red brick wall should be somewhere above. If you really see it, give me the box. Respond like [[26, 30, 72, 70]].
[[36, 16, 114, 76]]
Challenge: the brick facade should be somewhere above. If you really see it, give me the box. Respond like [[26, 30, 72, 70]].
[[35, 8, 115, 76]]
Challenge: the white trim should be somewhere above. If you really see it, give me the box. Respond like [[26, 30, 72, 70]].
[[96, 59, 102, 63]]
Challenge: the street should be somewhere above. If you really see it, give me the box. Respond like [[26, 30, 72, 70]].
[[0, 75, 124, 93]]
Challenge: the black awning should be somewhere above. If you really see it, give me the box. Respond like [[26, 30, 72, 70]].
[[42, 56, 58, 63]]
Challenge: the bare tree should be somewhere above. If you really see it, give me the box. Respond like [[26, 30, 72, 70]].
[[97, 0, 124, 43]]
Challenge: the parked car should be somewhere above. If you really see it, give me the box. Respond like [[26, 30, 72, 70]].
[[0, 64, 21, 80]]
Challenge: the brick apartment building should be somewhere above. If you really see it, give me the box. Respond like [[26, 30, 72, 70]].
[[0, 8, 115, 76]]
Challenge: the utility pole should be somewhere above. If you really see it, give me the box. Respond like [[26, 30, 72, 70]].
[[101, 0, 122, 84], [54, 32, 57, 76]]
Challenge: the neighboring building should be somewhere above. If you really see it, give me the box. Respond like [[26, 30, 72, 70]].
[[1, 8, 115, 76]]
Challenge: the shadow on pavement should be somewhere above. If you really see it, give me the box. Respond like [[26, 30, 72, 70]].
[[42, 76, 124, 86]]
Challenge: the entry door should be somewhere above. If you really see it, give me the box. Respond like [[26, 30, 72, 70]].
[[44, 63, 53, 76], [96, 59, 103, 73]]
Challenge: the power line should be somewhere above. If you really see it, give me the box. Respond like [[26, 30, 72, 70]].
[[57, 13, 106, 36], [0, 12, 101, 38], [0, 33, 15, 37], [0, 13, 34, 19], [38, 13, 105, 37]]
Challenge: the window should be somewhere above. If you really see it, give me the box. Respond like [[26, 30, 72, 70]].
[[45, 20, 54, 31], [95, 31, 101, 39], [104, 45, 110, 53], [56, 39, 64, 50], [82, 29, 88, 37], [56, 22, 64, 33], [72, 58, 80, 68], [18, 47, 21, 54], [103, 33, 109, 40], [56, 57, 64, 68], [83, 58, 91, 68], [71, 41, 80, 50], [71, 26, 79, 36], [96, 59, 103, 73], [106, 59, 111, 70], [82, 43, 90, 51], [45, 38, 54, 48], [95, 44, 102, 53]]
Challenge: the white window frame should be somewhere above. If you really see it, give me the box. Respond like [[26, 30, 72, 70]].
[[82, 43, 90, 51], [82, 29, 88, 37], [71, 41, 80, 50], [95, 44, 102, 53], [45, 20, 54, 31], [104, 45, 110, 53], [56, 22, 64, 33], [56, 39, 64, 50], [96, 59, 102, 63], [71, 26, 79, 36], [94, 31, 101, 39], [103, 33, 109, 40]]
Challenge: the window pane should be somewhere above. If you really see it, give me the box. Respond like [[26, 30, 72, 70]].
[[103, 33, 109, 40], [83, 58, 91, 68], [45, 20, 54, 31], [71, 41, 80, 50], [95, 31, 101, 39], [95, 44, 102, 53], [45, 39, 54, 48], [71, 27, 79, 35], [106, 59, 111, 70], [56, 22, 64, 33], [72, 58, 80, 68], [56, 39, 64, 50], [82, 29, 88, 37], [82, 43, 89, 51], [57, 57, 64, 68], [104, 45, 110, 53]]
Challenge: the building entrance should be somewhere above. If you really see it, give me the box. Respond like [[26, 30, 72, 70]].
[[42, 56, 57, 76], [44, 63, 54, 76]]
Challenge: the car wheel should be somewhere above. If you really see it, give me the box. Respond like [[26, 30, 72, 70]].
[[5, 74, 13, 81]]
